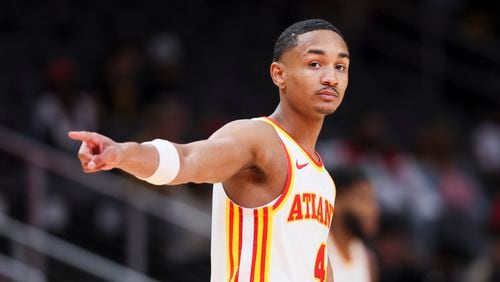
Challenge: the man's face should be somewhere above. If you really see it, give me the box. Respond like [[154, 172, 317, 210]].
[[276, 30, 350, 117], [337, 181, 379, 238]]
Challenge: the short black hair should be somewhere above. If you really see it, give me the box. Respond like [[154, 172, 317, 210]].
[[330, 166, 369, 197], [273, 19, 345, 62]]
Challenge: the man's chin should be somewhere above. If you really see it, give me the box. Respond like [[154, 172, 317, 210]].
[[314, 105, 338, 116]]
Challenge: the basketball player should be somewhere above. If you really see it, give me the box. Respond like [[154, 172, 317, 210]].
[[69, 19, 350, 282], [327, 167, 378, 282]]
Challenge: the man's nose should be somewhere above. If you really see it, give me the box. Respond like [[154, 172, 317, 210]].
[[320, 66, 338, 86]]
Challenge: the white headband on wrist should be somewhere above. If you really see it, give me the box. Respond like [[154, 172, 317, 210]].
[[138, 139, 180, 185]]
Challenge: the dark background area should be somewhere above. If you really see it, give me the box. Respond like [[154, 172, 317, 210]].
[[0, 0, 500, 281]]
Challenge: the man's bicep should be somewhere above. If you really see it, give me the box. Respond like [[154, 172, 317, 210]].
[[172, 121, 257, 184]]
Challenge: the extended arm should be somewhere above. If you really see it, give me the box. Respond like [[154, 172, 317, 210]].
[[69, 120, 260, 185]]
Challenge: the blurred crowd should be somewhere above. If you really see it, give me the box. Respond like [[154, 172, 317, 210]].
[[0, 0, 499, 281], [318, 111, 500, 282]]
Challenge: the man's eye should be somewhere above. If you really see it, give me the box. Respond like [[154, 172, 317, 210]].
[[309, 62, 321, 68], [336, 65, 346, 71]]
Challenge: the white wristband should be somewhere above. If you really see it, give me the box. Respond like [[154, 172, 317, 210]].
[[138, 139, 180, 185]]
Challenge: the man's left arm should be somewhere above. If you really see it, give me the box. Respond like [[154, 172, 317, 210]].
[[327, 258, 334, 282]]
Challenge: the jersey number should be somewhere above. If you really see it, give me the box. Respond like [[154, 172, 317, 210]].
[[314, 243, 326, 282]]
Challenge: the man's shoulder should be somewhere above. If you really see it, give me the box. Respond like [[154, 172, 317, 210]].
[[213, 118, 276, 138], [211, 118, 281, 153]]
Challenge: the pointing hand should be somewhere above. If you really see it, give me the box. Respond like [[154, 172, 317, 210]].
[[68, 131, 123, 173]]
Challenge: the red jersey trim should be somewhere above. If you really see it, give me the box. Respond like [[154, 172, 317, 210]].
[[272, 138, 293, 211]]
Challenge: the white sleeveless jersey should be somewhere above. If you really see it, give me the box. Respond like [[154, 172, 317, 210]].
[[211, 117, 336, 282], [327, 235, 371, 282]]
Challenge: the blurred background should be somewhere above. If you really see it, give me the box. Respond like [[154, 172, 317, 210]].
[[0, 0, 499, 281]]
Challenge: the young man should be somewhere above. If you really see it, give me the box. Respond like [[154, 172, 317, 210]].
[[69, 19, 350, 282], [327, 167, 379, 282]]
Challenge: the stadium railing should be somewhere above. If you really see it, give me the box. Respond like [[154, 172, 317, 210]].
[[0, 125, 211, 281]]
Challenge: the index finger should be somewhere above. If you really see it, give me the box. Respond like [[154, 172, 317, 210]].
[[68, 131, 99, 144]]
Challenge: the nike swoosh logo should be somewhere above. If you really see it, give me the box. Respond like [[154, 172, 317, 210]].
[[296, 160, 309, 169]]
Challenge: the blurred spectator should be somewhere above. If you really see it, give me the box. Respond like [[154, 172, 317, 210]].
[[319, 112, 391, 168], [319, 112, 442, 260], [457, 7, 497, 47], [32, 57, 98, 152], [144, 32, 185, 101], [415, 119, 487, 280], [416, 120, 484, 222], [464, 196, 500, 282], [100, 45, 145, 139], [471, 112, 500, 195], [40, 193, 70, 233], [136, 96, 193, 143], [375, 215, 424, 282], [327, 166, 379, 282], [29, 57, 99, 238], [94, 200, 123, 238]]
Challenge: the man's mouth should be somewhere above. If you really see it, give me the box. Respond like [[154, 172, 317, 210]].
[[317, 88, 339, 100]]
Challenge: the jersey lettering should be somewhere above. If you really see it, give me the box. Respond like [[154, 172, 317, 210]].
[[287, 192, 334, 227]]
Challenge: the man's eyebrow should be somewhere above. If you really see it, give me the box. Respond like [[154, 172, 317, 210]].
[[306, 49, 325, 55], [305, 49, 350, 60], [338, 52, 350, 59]]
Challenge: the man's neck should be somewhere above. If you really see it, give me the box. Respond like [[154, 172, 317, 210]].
[[269, 103, 324, 156]]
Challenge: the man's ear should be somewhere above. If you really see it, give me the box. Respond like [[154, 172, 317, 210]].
[[270, 62, 286, 90]]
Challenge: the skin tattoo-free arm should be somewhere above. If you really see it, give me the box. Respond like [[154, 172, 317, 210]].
[[68, 120, 261, 185]]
